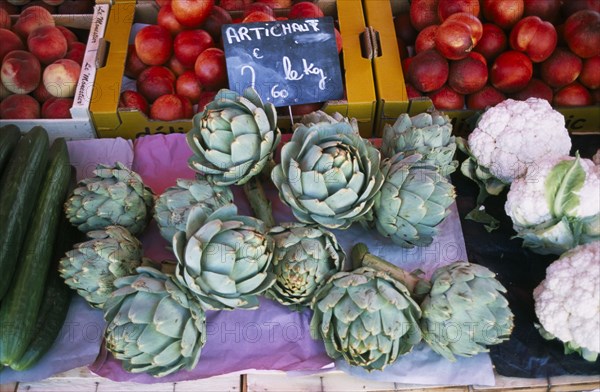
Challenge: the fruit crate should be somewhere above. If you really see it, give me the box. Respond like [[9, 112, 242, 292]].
[[364, 0, 600, 136], [89, 0, 378, 139], [0, 5, 108, 141]]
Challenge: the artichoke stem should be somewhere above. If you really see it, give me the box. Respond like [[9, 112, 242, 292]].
[[243, 176, 275, 228], [259, 158, 276, 183], [351, 243, 420, 294]]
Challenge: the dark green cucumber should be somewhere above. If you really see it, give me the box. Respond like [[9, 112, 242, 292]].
[[0, 127, 49, 300], [0, 137, 71, 366], [9, 209, 78, 371], [0, 125, 21, 175]]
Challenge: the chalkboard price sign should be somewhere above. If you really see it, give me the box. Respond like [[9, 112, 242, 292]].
[[221, 17, 344, 107]]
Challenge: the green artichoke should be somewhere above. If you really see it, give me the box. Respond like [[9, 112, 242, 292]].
[[187, 88, 281, 186], [373, 153, 456, 248], [103, 266, 206, 377], [310, 267, 422, 371], [420, 262, 514, 361], [272, 120, 384, 229], [64, 162, 154, 235], [382, 112, 457, 174], [153, 177, 234, 242], [298, 110, 359, 133], [59, 226, 143, 309], [266, 223, 345, 308], [173, 204, 275, 310]]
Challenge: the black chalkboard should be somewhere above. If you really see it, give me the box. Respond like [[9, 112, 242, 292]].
[[221, 17, 344, 107]]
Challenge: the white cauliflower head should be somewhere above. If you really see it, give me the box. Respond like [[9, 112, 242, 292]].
[[468, 98, 571, 183], [533, 242, 600, 359]]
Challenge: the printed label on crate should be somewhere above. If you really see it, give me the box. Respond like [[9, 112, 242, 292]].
[[222, 17, 344, 107]]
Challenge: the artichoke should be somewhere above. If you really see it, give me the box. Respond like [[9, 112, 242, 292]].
[[420, 262, 514, 361], [154, 177, 234, 242], [381, 112, 457, 175], [173, 204, 275, 310], [272, 120, 384, 229], [505, 154, 600, 255], [103, 266, 206, 377], [59, 226, 143, 309], [310, 267, 422, 371], [64, 162, 154, 235], [266, 223, 345, 308], [186, 88, 281, 186], [298, 110, 360, 133], [373, 153, 456, 248]]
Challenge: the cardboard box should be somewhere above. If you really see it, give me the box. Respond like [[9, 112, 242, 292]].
[[90, 0, 378, 139], [0, 6, 109, 142], [364, 0, 600, 136]]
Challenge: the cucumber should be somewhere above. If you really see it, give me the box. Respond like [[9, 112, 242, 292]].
[[0, 127, 49, 300], [0, 125, 21, 175], [9, 167, 81, 371], [0, 137, 71, 365]]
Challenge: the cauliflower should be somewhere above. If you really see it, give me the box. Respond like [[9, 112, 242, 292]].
[[533, 242, 600, 361], [467, 98, 571, 183], [505, 154, 600, 255]]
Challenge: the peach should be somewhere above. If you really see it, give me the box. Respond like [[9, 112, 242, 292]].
[[176, 70, 203, 103], [194, 47, 226, 90], [56, 26, 79, 48], [0, 80, 13, 100], [474, 23, 507, 61], [540, 48, 582, 88], [435, 19, 475, 60], [0, 8, 10, 29], [172, 0, 214, 28], [118, 90, 149, 115], [196, 90, 217, 113], [509, 16, 557, 62], [415, 25, 438, 53], [394, 12, 418, 46], [174, 29, 214, 68], [511, 78, 553, 102], [445, 12, 482, 43], [553, 82, 593, 106], [167, 55, 191, 76], [1, 50, 41, 94], [27, 25, 68, 65], [124, 44, 148, 79], [242, 11, 276, 23], [158, 3, 185, 36], [407, 49, 449, 92], [0, 94, 40, 119], [438, 0, 480, 20], [481, 0, 524, 30], [13, 6, 55, 39], [218, 0, 252, 11], [561, 0, 600, 17], [256, 0, 291, 9], [490, 50, 532, 93], [134, 25, 172, 66], [43, 58, 81, 98], [410, 0, 440, 31], [0, 29, 26, 63], [178, 94, 194, 118], [243, 3, 274, 18], [32, 80, 52, 102], [289, 2, 324, 19], [579, 56, 600, 89], [427, 85, 464, 109], [155, 0, 169, 7], [523, 0, 561, 23], [57, 0, 94, 14], [563, 10, 600, 59], [65, 41, 86, 65], [201, 6, 232, 42], [448, 52, 488, 94], [150, 94, 186, 120], [466, 84, 506, 109], [41, 97, 73, 119], [137, 65, 175, 102]]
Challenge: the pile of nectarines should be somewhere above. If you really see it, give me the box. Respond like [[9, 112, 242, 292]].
[[0, 0, 94, 16], [0, 5, 86, 119], [397, 0, 599, 110], [119, 0, 341, 121]]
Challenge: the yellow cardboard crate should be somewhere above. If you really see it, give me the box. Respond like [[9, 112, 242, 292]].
[[90, 0, 377, 139], [364, 0, 600, 136]]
